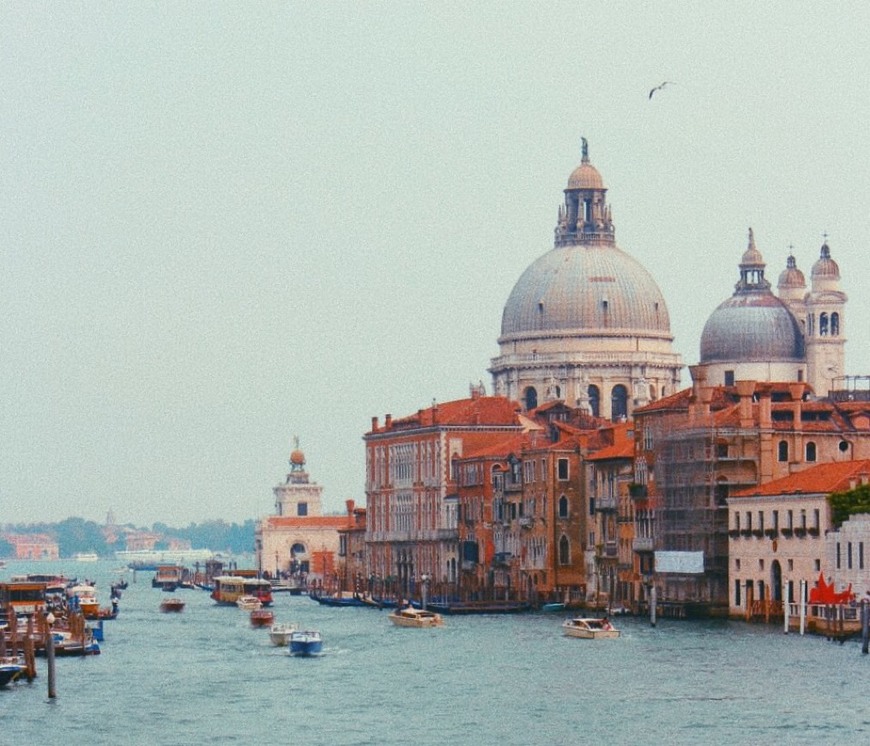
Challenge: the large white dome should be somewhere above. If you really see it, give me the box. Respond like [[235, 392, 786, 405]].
[[500, 242, 672, 341]]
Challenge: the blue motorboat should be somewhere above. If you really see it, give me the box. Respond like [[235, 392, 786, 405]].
[[288, 630, 323, 657], [0, 656, 25, 687]]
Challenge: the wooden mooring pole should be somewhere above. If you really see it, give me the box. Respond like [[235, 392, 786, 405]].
[[46, 626, 56, 698], [861, 600, 869, 656]]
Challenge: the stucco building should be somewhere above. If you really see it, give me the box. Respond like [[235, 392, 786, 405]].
[[255, 442, 352, 584]]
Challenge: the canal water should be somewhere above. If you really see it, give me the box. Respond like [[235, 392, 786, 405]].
[[2, 559, 868, 745]]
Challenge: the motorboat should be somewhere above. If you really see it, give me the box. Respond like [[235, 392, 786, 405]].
[[269, 622, 298, 646], [0, 656, 25, 687], [562, 617, 620, 639], [388, 606, 445, 628], [250, 608, 274, 627], [159, 598, 185, 613], [67, 584, 100, 619], [541, 602, 567, 612], [288, 630, 323, 656], [236, 595, 262, 612]]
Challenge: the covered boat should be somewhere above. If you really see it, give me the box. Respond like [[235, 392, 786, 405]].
[[236, 595, 262, 611], [269, 622, 298, 646], [211, 576, 273, 607], [388, 606, 445, 628], [562, 617, 620, 639]]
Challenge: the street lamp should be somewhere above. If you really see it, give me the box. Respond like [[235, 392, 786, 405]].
[[421, 573, 430, 610]]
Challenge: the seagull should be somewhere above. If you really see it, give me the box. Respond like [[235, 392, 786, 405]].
[[648, 81, 675, 100]]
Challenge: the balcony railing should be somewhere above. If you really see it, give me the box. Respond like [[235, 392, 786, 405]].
[[595, 495, 618, 512], [633, 536, 654, 552]]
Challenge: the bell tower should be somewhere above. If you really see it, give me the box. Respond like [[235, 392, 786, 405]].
[[804, 240, 847, 396]]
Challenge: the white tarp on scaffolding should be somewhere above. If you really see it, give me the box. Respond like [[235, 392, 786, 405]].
[[655, 551, 704, 574]]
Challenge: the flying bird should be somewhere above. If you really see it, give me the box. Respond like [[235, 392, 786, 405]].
[[648, 81, 675, 99]]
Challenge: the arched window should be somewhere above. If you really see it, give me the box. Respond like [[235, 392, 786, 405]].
[[778, 440, 789, 462], [611, 384, 628, 421], [805, 441, 817, 462], [558, 495, 569, 518], [831, 312, 840, 336], [588, 385, 600, 417], [523, 386, 538, 410], [820, 313, 829, 336], [559, 535, 570, 565]]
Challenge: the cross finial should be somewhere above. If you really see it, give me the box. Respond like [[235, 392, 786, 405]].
[[581, 137, 589, 162]]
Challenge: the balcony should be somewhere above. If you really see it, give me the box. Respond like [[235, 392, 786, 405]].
[[633, 536, 654, 552], [595, 495, 618, 512]]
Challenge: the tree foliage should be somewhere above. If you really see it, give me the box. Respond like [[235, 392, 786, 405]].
[[828, 483, 870, 527], [1, 517, 255, 558]]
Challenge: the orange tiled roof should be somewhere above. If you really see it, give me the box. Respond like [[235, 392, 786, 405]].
[[734, 459, 870, 497], [465, 434, 529, 459], [373, 396, 522, 432], [587, 439, 635, 460], [263, 516, 352, 529]]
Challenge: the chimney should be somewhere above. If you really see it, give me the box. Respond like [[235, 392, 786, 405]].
[[371, 416, 379, 431], [735, 380, 756, 428], [345, 499, 355, 515], [789, 383, 803, 431], [758, 391, 772, 428], [385, 414, 392, 428]]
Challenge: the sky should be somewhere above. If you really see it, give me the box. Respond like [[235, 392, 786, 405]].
[[2, 2, 870, 527]]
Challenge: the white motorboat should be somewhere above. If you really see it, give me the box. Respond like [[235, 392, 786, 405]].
[[562, 617, 620, 639]]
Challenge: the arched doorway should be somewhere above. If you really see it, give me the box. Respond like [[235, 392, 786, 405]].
[[770, 560, 782, 602]]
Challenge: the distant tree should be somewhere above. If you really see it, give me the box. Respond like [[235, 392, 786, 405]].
[[54, 517, 110, 557], [828, 483, 870, 527], [0, 535, 14, 558]]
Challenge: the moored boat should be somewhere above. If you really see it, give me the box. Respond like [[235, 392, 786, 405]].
[[562, 617, 620, 639], [67, 584, 100, 619], [541, 602, 567, 612], [160, 598, 185, 613], [308, 590, 365, 607], [269, 622, 298, 646], [0, 656, 25, 687], [288, 629, 323, 657], [388, 606, 445, 628]]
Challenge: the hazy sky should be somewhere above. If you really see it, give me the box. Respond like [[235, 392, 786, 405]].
[[3, 3, 869, 527]]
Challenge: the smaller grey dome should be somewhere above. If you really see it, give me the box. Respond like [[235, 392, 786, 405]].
[[700, 293, 804, 363]]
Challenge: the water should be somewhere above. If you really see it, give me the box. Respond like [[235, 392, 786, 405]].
[[3, 560, 869, 745]]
